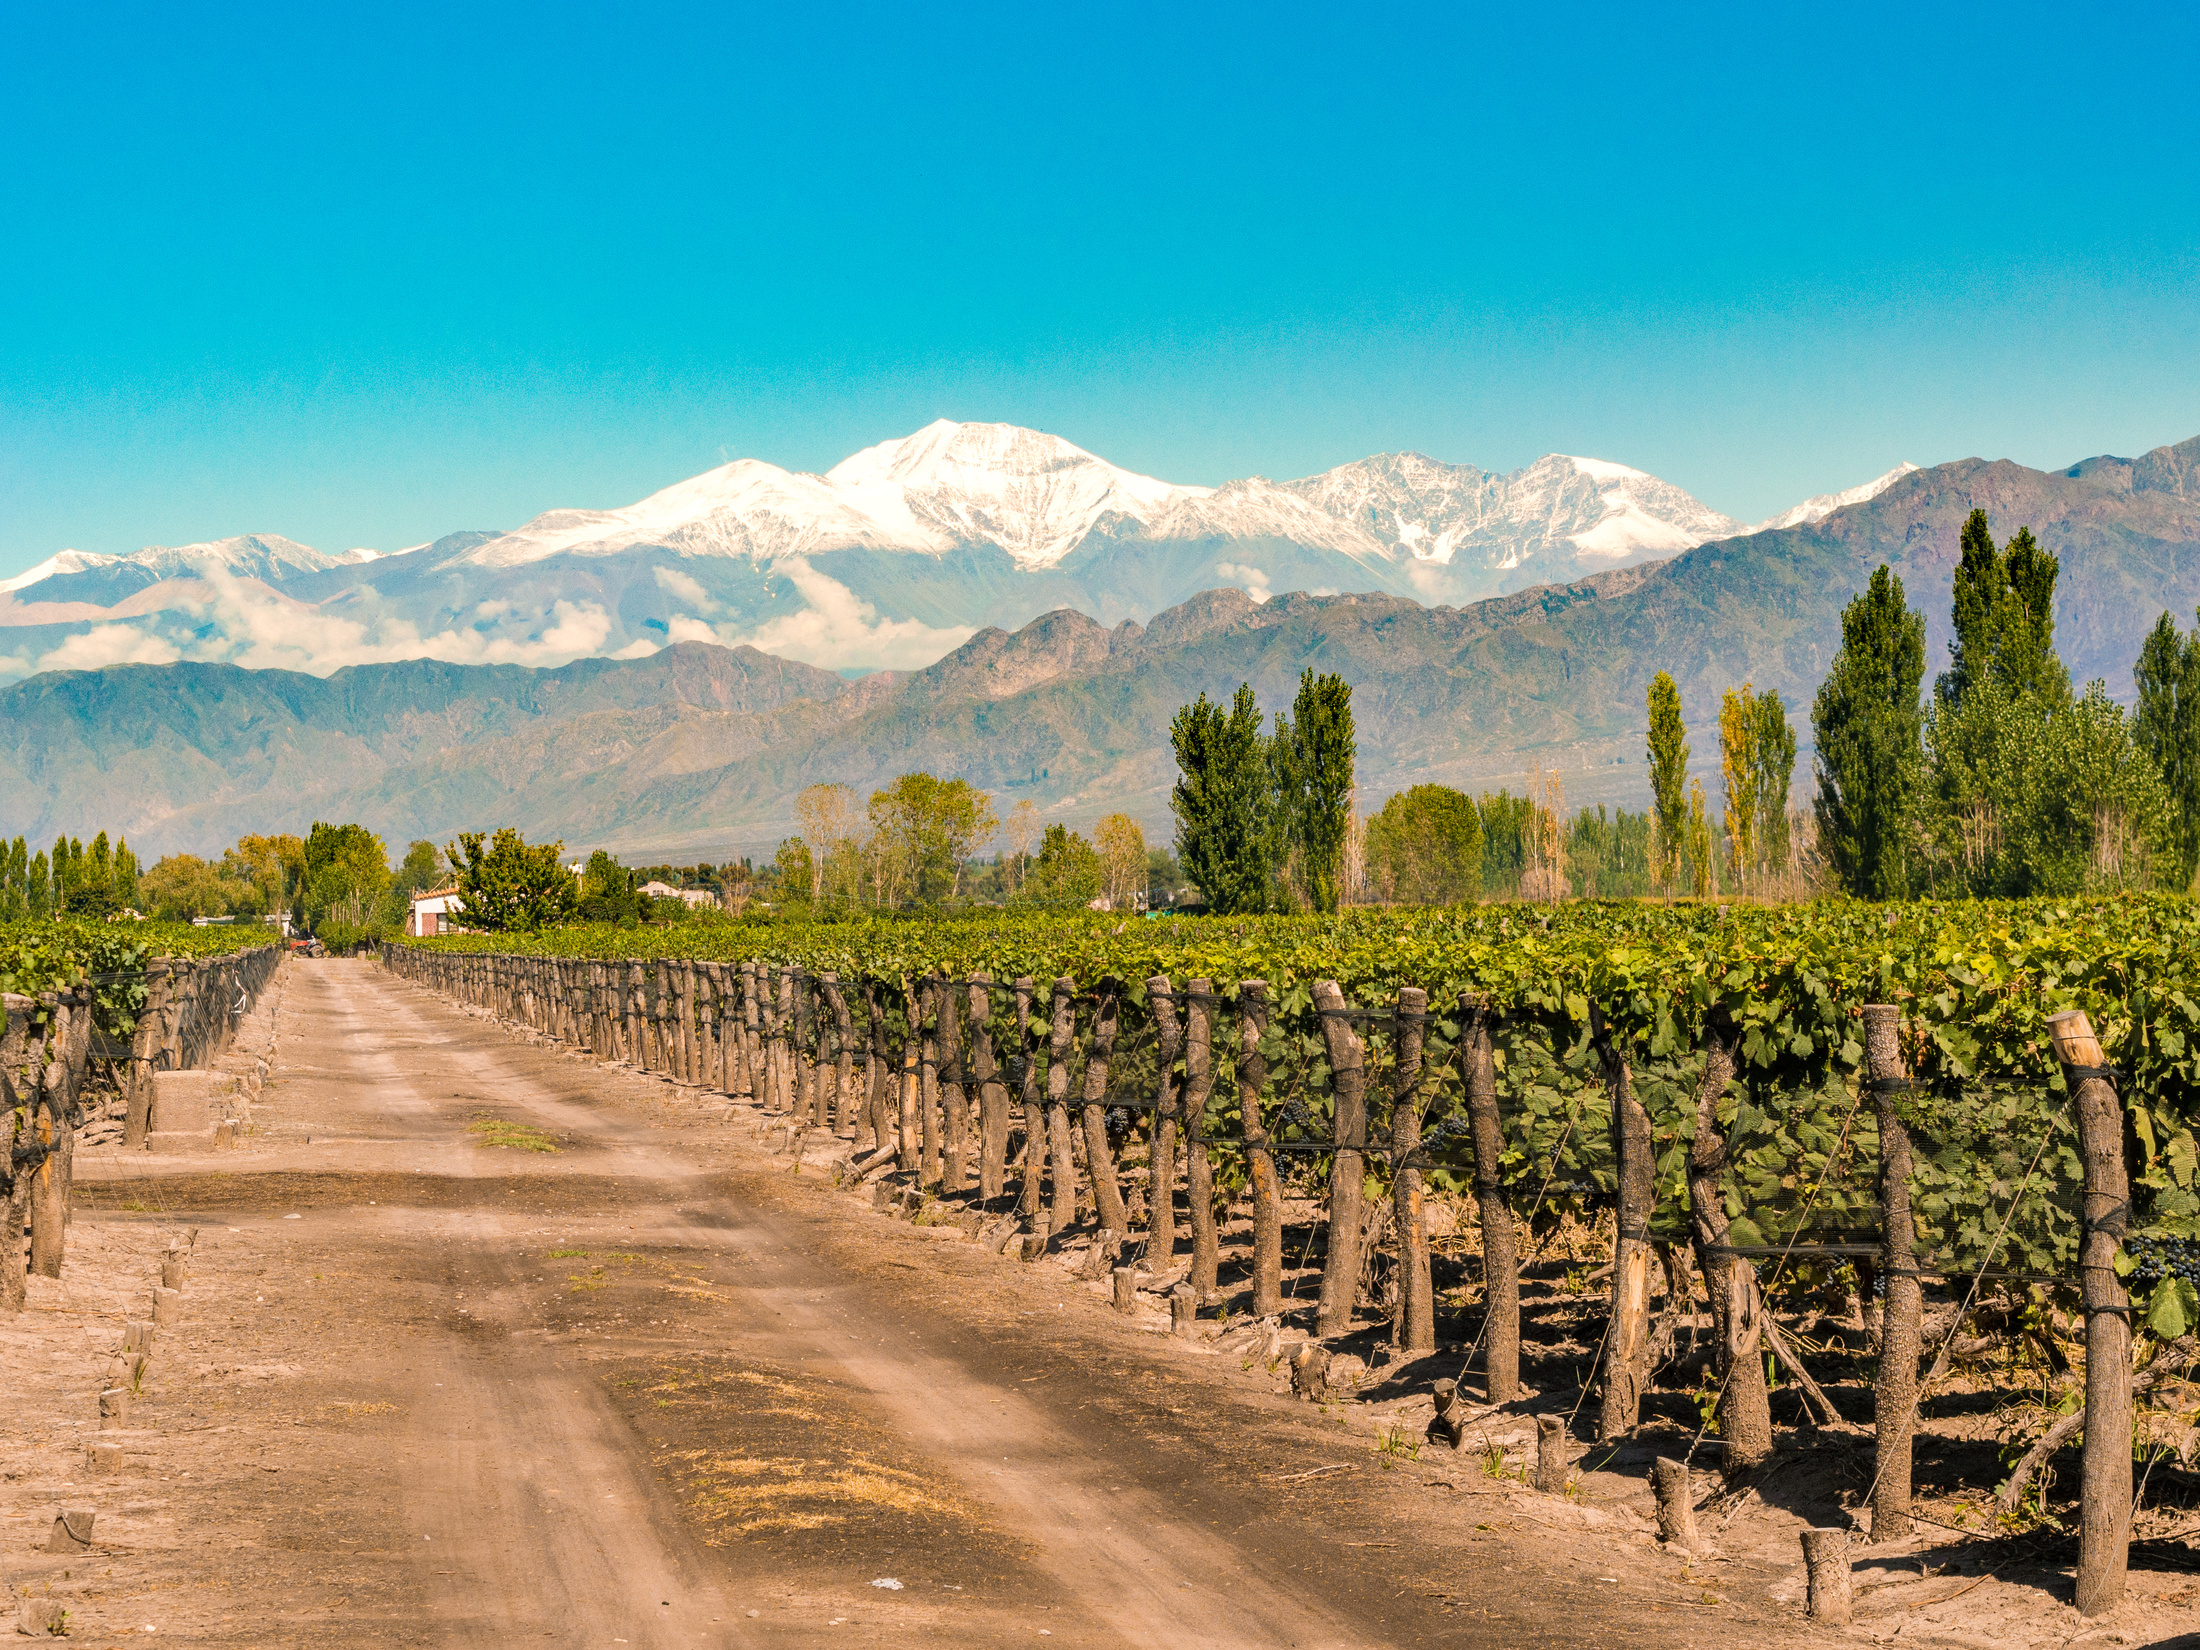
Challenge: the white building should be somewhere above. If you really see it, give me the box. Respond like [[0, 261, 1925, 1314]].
[[408, 886, 465, 936], [638, 880, 719, 910]]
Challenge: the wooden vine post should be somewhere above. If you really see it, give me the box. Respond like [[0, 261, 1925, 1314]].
[[971, 975, 1008, 1201], [741, 962, 763, 1101], [1391, 986, 1434, 1354], [1079, 985, 1129, 1238], [1686, 1016, 1772, 1470], [1596, 1013, 1655, 1442], [30, 995, 66, 1279], [1314, 980, 1369, 1339], [918, 976, 942, 1186], [939, 977, 967, 1189], [1239, 981, 1281, 1316], [1044, 979, 1079, 1232], [1864, 1003, 1920, 1540], [824, 973, 854, 1133], [1146, 976, 1183, 1268], [860, 982, 886, 1151], [2049, 1007, 2131, 1617], [1011, 978, 1042, 1219], [1184, 978, 1219, 1300], [1462, 998, 1519, 1402], [895, 980, 920, 1174]]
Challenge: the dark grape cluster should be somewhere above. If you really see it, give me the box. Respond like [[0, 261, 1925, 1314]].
[[2123, 1236, 2200, 1287]]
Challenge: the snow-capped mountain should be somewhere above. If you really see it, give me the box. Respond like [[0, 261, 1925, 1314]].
[[1748, 463, 1920, 533], [0, 422, 1913, 679]]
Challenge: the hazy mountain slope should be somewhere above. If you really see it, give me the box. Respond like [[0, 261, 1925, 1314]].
[[4, 435, 2195, 861]]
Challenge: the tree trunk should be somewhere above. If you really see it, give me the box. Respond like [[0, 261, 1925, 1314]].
[[1011, 979, 1041, 1220], [1239, 981, 1281, 1316], [2050, 1008, 2131, 1616], [1146, 976, 1183, 1269], [919, 977, 942, 1187], [896, 980, 920, 1175], [1079, 987, 1128, 1238], [1865, 1003, 1920, 1540], [1185, 979, 1219, 1301], [1463, 1000, 1519, 1403], [1045, 979, 1079, 1232], [1597, 1023, 1655, 1442], [1391, 987, 1434, 1354], [1314, 980, 1368, 1339], [971, 976, 1008, 1203], [939, 977, 967, 1190], [1686, 1017, 1772, 1470]]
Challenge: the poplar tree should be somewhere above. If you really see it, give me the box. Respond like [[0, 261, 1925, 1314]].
[[1813, 565, 1925, 899], [1645, 671, 1689, 892], [2136, 607, 2200, 886], [1275, 669, 1356, 913], [1170, 683, 1275, 914]]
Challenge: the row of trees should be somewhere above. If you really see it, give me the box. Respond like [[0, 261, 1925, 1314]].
[[1643, 673, 1802, 898], [1813, 510, 2180, 898], [769, 774, 1164, 914], [1170, 669, 1358, 914], [132, 828, 447, 934], [0, 832, 142, 919]]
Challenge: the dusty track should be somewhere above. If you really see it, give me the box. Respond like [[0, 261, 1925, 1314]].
[[46, 959, 1814, 1647]]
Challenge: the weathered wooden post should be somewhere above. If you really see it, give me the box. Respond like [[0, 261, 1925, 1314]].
[[1184, 978, 1220, 1301], [1864, 1003, 1919, 1539], [1801, 1529, 1851, 1623], [1012, 978, 1042, 1220], [1687, 1014, 1771, 1471], [125, 962, 172, 1149], [970, 976, 1008, 1201], [1653, 1458, 1703, 1550], [1534, 1415, 1566, 1492], [918, 977, 942, 1186], [1079, 984, 1128, 1238], [862, 982, 888, 1151], [30, 995, 66, 1279], [1596, 1011, 1655, 1442], [824, 974, 855, 1135], [1462, 998, 1519, 1402], [1045, 978, 1079, 1232], [1314, 980, 1368, 1338], [940, 976, 968, 1188], [1391, 986, 1434, 1354], [896, 981, 921, 1175], [2049, 1007, 2132, 1616], [1146, 976, 1183, 1270], [1239, 980, 1281, 1317]]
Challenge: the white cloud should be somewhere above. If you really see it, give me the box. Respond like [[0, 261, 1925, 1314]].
[[653, 566, 711, 608], [34, 625, 183, 673], [665, 615, 719, 644], [1214, 561, 1272, 603], [729, 557, 972, 671]]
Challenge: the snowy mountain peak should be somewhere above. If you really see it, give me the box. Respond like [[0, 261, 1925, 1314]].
[[1749, 462, 1920, 533], [827, 420, 1207, 568], [0, 549, 119, 594]]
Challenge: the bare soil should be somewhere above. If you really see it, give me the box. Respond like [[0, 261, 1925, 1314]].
[[0, 957, 2167, 1646]]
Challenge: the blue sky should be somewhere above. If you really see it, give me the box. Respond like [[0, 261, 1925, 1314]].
[[3, 0, 2196, 574]]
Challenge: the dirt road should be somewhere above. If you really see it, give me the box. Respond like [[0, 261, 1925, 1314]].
[[37, 960, 1811, 1647]]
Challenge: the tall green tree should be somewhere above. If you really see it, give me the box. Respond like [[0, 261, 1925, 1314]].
[[867, 773, 998, 902], [1364, 784, 1483, 905], [303, 822, 391, 928], [1645, 671, 1689, 892], [1941, 509, 2069, 708], [1752, 690, 1798, 879], [1274, 669, 1356, 912], [445, 828, 578, 932], [1813, 565, 1926, 899], [1016, 824, 1103, 907], [1170, 683, 1275, 914], [2136, 607, 2200, 887]]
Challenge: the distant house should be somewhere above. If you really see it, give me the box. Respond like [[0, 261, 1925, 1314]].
[[408, 886, 465, 936], [638, 880, 719, 910]]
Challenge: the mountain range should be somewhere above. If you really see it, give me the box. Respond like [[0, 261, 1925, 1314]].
[[3, 433, 2193, 861], [0, 422, 1915, 681]]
